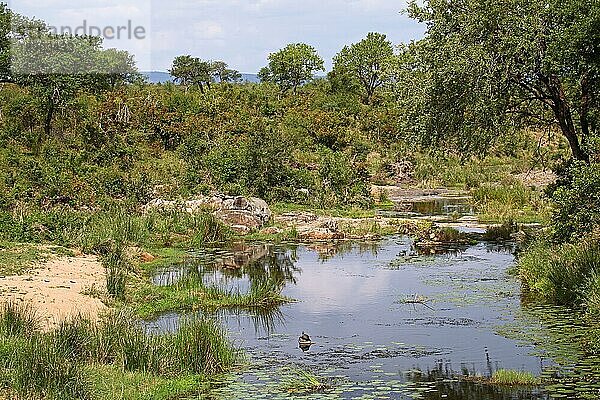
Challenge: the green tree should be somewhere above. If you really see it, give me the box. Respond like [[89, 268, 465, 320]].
[[170, 55, 215, 92], [407, 0, 600, 161], [259, 43, 324, 93], [210, 60, 241, 83], [11, 31, 137, 137], [332, 32, 394, 104]]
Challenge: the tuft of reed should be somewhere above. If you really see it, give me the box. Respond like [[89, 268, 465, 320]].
[[484, 220, 517, 241], [169, 318, 238, 376], [0, 301, 39, 338], [280, 368, 329, 394], [519, 240, 600, 308], [490, 369, 540, 386], [8, 335, 92, 399], [102, 244, 130, 300]]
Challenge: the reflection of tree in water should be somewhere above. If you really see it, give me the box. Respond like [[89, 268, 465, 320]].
[[216, 307, 286, 336], [202, 243, 301, 287]]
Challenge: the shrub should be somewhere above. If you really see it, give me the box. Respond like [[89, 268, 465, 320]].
[[550, 162, 600, 242]]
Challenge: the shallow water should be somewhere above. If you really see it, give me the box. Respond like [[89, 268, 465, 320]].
[[145, 237, 570, 399]]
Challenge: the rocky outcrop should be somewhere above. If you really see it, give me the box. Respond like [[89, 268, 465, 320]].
[[143, 194, 272, 234]]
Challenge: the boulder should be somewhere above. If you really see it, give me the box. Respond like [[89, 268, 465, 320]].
[[143, 194, 272, 234]]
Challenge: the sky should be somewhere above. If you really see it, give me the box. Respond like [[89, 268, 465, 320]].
[[9, 0, 425, 73]]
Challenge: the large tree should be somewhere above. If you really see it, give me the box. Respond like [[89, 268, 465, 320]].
[[407, 0, 600, 161], [258, 43, 324, 93], [332, 32, 394, 104], [210, 60, 241, 83], [169, 55, 212, 92]]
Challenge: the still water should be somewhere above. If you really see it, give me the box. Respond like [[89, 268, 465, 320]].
[[145, 238, 583, 399]]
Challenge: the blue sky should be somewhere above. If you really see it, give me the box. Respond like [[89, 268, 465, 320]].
[[10, 0, 425, 73]]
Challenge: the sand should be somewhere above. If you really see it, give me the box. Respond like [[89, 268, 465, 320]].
[[0, 254, 107, 329]]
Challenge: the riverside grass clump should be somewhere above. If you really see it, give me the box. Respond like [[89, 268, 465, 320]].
[[472, 178, 549, 224], [0, 301, 39, 337], [280, 367, 330, 394], [490, 370, 540, 386], [0, 307, 239, 399], [518, 239, 600, 315], [132, 273, 290, 318]]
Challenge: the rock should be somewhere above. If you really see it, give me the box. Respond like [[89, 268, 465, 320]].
[[298, 228, 345, 241], [143, 194, 272, 234], [140, 252, 156, 263], [261, 226, 284, 235]]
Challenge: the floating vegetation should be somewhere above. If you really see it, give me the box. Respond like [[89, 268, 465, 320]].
[[490, 369, 540, 386], [280, 367, 330, 394]]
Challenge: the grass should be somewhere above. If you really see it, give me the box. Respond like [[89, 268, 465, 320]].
[[102, 244, 131, 301], [0, 306, 240, 399], [472, 178, 550, 224], [87, 365, 209, 400], [484, 221, 518, 241], [0, 302, 39, 337], [0, 241, 74, 276], [490, 369, 540, 386], [131, 277, 291, 319], [280, 368, 330, 394], [518, 239, 600, 316]]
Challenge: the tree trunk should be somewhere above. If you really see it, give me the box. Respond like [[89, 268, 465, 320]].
[[44, 99, 54, 137], [548, 75, 589, 163]]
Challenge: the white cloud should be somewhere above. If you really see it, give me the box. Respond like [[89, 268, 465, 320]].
[[10, 0, 424, 72]]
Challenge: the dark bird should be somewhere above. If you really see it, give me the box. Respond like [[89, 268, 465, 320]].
[[298, 331, 311, 344]]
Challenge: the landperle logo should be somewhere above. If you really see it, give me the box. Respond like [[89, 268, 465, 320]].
[[47, 20, 146, 41]]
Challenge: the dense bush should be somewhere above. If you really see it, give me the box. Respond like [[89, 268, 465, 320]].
[[550, 162, 600, 242]]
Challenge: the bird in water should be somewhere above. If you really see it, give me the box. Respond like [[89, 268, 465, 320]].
[[298, 332, 312, 344]]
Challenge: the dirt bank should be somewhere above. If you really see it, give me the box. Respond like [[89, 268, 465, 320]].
[[0, 254, 107, 329]]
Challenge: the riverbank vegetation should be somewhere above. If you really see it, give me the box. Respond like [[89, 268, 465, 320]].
[[0, 303, 238, 399], [0, 0, 599, 397]]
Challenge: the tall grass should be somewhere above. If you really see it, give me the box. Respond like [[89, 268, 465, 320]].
[[280, 368, 329, 394], [519, 240, 600, 313], [0, 206, 232, 254], [472, 178, 549, 223], [0, 301, 39, 337], [0, 306, 239, 398], [102, 244, 130, 300], [490, 369, 539, 386], [8, 335, 93, 399]]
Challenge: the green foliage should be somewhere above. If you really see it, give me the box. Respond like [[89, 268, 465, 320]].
[[0, 307, 239, 399], [550, 162, 600, 242], [8, 335, 92, 399], [332, 32, 394, 104], [0, 301, 39, 337], [259, 43, 324, 93], [406, 0, 600, 161], [473, 178, 549, 224], [280, 368, 329, 394], [102, 244, 129, 300]]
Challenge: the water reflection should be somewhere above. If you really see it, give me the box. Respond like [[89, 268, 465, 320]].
[[147, 238, 561, 399]]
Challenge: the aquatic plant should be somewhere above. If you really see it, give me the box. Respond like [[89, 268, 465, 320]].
[[280, 368, 330, 394], [170, 318, 238, 375], [490, 369, 540, 386], [519, 240, 600, 310]]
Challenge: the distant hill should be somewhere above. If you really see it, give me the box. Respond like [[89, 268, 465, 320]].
[[141, 71, 260, 84]]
